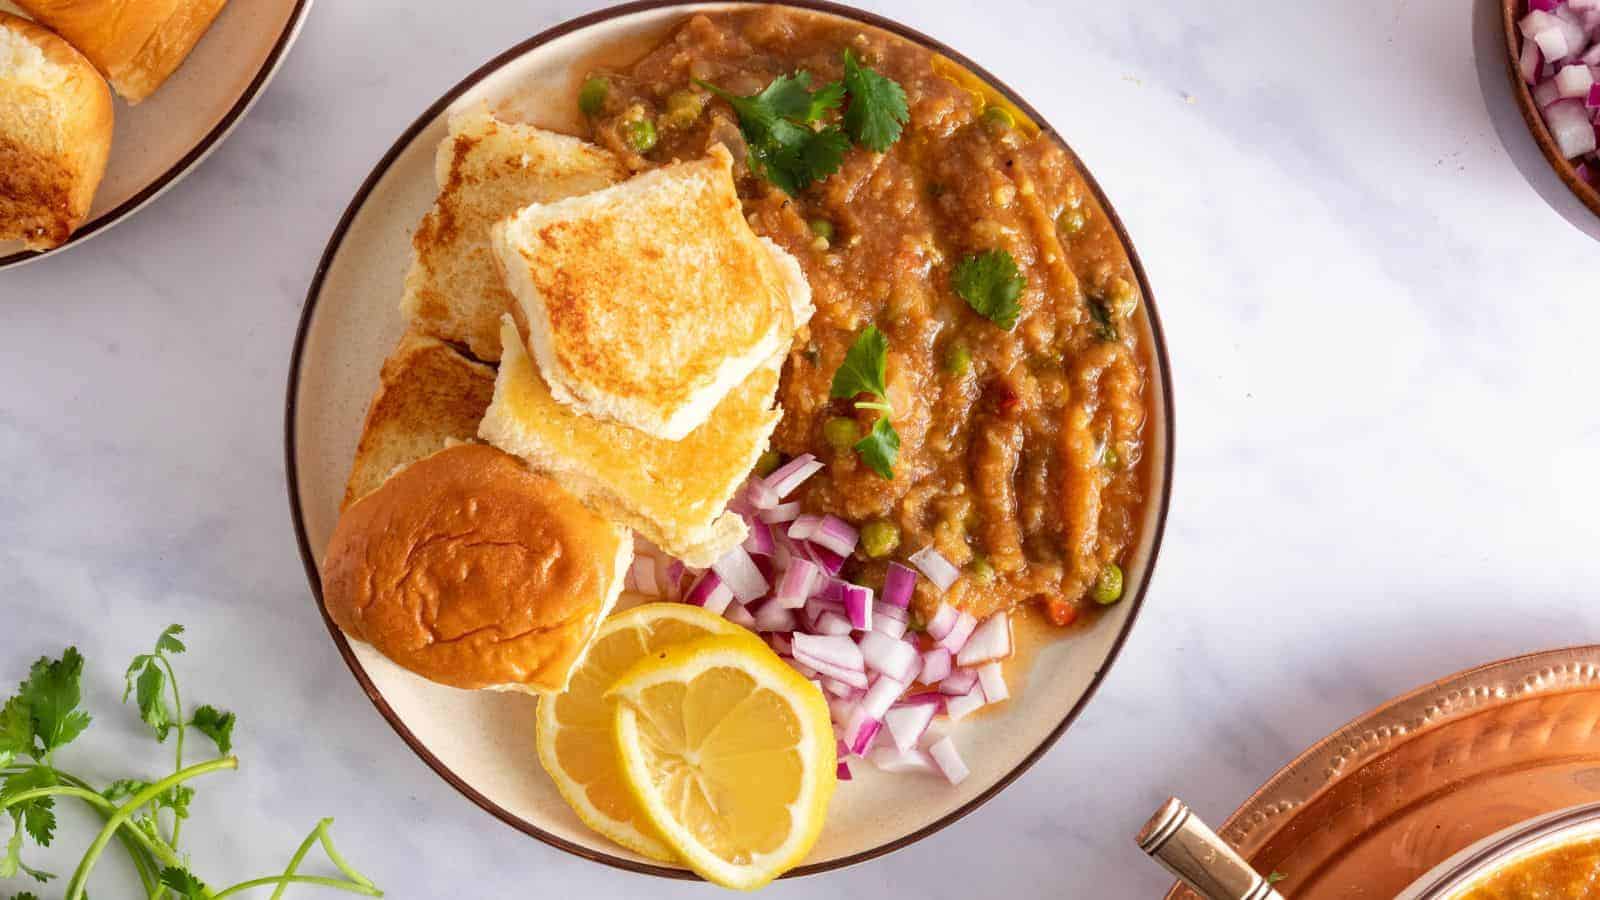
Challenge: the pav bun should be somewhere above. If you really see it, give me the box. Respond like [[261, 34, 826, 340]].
[[320, 443, 632, 695]]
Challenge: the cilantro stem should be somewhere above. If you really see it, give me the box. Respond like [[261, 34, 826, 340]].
[[0, 781, 172, 895], [63, 756, 238, 900], [212, 874, 383, 898], [149, 654, 188, 900], [854, 400, 893, 413], [53, 771, 162, 896]]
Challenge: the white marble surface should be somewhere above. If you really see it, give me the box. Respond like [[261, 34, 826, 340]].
[[3, 0, 1598, 896]]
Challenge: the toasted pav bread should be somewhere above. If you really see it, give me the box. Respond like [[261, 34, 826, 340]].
[[342, 329, 496, 509], [0, 12, 113, 250], [321, 443, 632, 695], [480, 316, 779, 567], [14, 0, 228, 103], [402, 107, 628, 362], [491, 144, 812, 440]]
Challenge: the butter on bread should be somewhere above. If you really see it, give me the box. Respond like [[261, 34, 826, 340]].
[[15, 0, 228, 103], [342, 329, 496, 509], [0, 11, 113, 250], [321, 444, 631, 695], [490, 144, 812, 440], [402, 107, 627, 362], [479, 316, 781, 567]]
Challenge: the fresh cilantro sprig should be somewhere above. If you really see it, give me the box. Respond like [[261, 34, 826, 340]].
[[829, 325, 900, 479], [953, 250, 1026, 330], [699, 50, 910, 194], [841, 49, 909, 152], [0, 628, 382, 900]]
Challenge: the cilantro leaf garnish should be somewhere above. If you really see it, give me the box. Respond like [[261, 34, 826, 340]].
[[17, 649, 90, 759], [829, 325, 900, 479], [830, 324, 890, 401], [0, 697, 31, 768], [698, 51, 908, 194], [841, 50, 909, 152], [854, 415, 901, 479], [952, 250, 1025, 330], [190, 705, 235, 757], [153, 625, 186, 656]]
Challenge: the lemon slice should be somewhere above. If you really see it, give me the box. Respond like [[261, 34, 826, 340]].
[[536, 602, 742, 861], [606, 635, 837, 890]]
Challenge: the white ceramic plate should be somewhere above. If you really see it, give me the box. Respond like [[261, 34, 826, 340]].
[[286, 0, 1173, 880], [0, 0, 313, 269]]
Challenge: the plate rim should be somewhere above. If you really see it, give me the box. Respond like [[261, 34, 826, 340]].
[[0, 0, 317, 270], [283, 0, 1176, 880]]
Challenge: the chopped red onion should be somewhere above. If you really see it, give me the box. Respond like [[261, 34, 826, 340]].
[[939, 667, 979, 696], [724, 602, 756, 629], [871, 614, 907, 640], [753, 600, 797, 633], [944, 688, 986, 723], [937, 611, 978, 655], [823, 677, 857, 698], [764, 453, 823, 498], [861, 675, 905, 720], [712, 544, 769, 601], [630, 556, 659, 595], [1521, 38, 1544, 84], [811, 515, 860, 557], [868, 745, 937, 774], [775, 557, 822, 609], [927, 736, 969, 785], [1589, 82, 1600, 107], [842, 707, 881, 756], [858, 631, 920, 683], [805, 542, 847, 576], [925, 602, 959, 640], [918, 648, 953, 684], [907, 546, 959, 592], [745, 477, 781, 510], [883, 701, 937, 751], [956, 612, 1012, 666], [685, 571, 732, 616], [1533, 0, 1560, 11], [788, 514, 822, 541], [882, 562, 917, 608], [758, 501, 801, 524], [664, 560, 685, 601], [836, 760, 853, 781], [976, 661, 1009, 703], [788, 657, 819, 680], [813, 611, 854, 636], [792, 633, 865, 672], [742, 519, 775, 557], [841, 583, 873, 630], [1557, 63, 1596, 97], [1548, 98, 1599, 157]]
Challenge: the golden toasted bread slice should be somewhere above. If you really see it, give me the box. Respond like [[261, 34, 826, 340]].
[[401, 107, 627, 362], [342, 329, 496, 509], [480, 316, 779, 567], [491, 144, 812, 440], [0, 12, 114, 250]]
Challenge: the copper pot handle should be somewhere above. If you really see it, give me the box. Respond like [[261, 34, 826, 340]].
[[1137, 797, 1286, 900]]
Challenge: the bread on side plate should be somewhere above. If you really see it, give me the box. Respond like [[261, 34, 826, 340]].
[[321, 443, 632, 695], [402, 107, 628, 362], [341, 329, 497, 509], [491, 144, 812, 440], [0, 11, 113, 250], [14, 0, 228, 103], [480, 316, 780, 567]]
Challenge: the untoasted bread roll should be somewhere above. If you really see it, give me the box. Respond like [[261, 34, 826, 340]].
[[402, 108, 628, 362], [15, 0, 228, 103], [0, 11, 112, 250], [491, 145, 812, 440], [480, 316, 779, 567], [321, 444, 632, 695], [342, 329, 496, 509]]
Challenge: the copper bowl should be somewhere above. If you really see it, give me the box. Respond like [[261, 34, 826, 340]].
[[1395, 802, 1600, 898], [1483, 0, 1600, 238]]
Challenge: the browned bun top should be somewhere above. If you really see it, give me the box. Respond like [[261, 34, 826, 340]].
[[320, 443, 631, 694]]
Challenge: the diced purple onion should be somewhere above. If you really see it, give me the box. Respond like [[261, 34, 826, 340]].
[[871, 613, 907, 640], [841, 583, 873, 630], [927, 736, 969, 785], [938, 611, 978, 655], [788, 657, 819, 680], [813, 611, 854, 636], [882, 562, 917, 608], [1547, 98, 1598, 157], [944, 688, 986, 723], [823, 677, 857, 698], [861, 675, 904, 720], [925, 603, 959, 640], [811, 515, 860, 557], [745, 477, 781, 510], [630, 556, 659, 595], [957, 612, 1011, 666], [918, 648, 953, 684], [742, 519, 775, 557], [939, 667, 979, 696], [788, 514, 822, 541], [883, 701, 937, 751], [685, 571, 733, 616], [753, 600, 797, 633], [1521, 38, 1544, 84], [758, 501, 801, 524], [712, 544, 769, 601], [843, 707, 882, 757], [858, 631, 920, 683], [907, 546, 960, 592], [836, 760, 852, 781], [764, 453, 823, 499], [868, 745, 937, 774], [793, 632, 865, 672], [775, 557, 822, 609], [977, 661, 1009, 703], [805, 542, 847, 576]]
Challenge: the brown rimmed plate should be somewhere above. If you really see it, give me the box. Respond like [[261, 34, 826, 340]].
[[285, 0, 1173, 880], [1167, 646, 1600, 899], [0, 0, 314, 269]]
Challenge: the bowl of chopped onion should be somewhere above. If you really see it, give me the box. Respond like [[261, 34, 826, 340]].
[[1498, 0, 1600, 235]]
